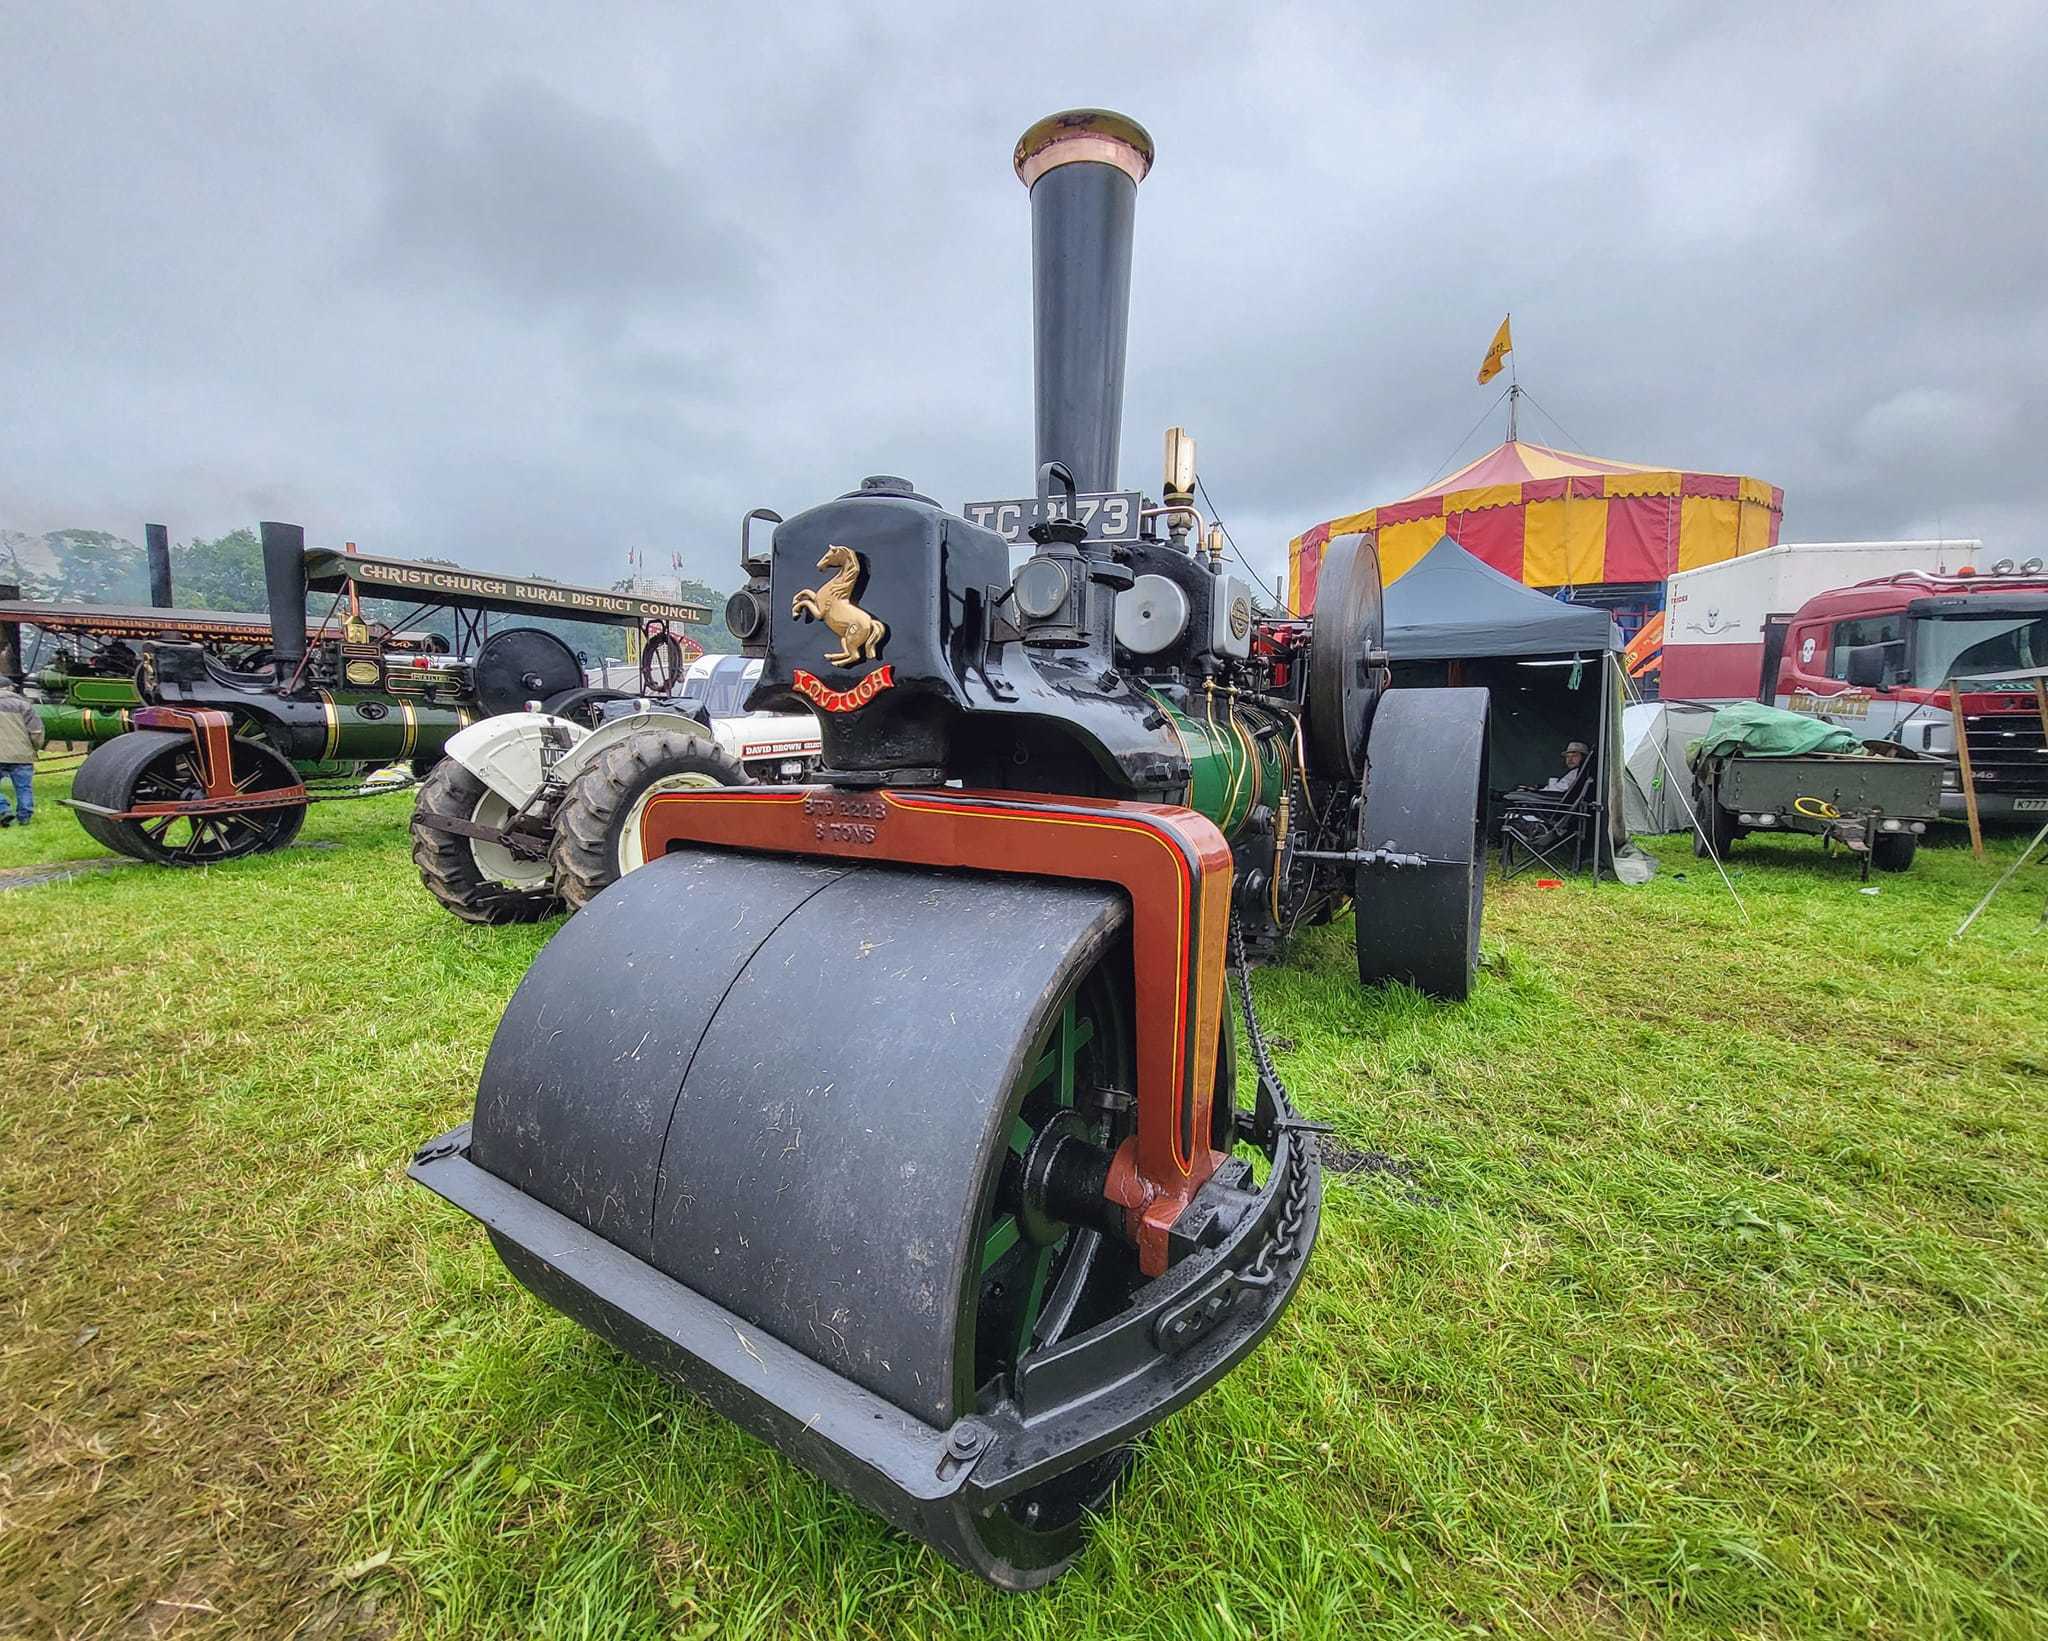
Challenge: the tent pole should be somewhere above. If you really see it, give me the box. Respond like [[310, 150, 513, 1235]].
[[1952, 821, 2048, 940], [1591, 653, 1608, 885], [1622, 662, 1751, 923]]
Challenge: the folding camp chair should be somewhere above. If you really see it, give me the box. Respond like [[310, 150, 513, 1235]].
[[1499, 758, 1601, 879]]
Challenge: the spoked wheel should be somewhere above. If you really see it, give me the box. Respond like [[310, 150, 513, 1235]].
[[966, 949, 1142, 1565], [410, 758, 560, 924], [71, 729, 305, 866]]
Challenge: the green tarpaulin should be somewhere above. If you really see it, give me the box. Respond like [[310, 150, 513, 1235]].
[[1686, 702, 1862, 771]]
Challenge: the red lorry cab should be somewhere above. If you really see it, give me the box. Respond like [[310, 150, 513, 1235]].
[[1770, 569, 2048, 818]]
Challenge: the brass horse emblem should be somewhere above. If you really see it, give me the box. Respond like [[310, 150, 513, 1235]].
[[791, 544, 888, 666]]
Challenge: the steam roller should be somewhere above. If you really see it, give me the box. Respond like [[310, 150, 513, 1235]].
[[412, 109, 1489, 1587]]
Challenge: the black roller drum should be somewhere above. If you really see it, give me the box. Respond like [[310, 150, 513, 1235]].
[[1306, 532, 1388, 781], [474, 628, 583, 716], [469, 850, 1128, 1427]]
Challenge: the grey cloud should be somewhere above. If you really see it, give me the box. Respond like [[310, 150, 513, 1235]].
[[370, 79, 759, 324], [1854, 390, 2017, 475], [1, 0, 2044, 593]]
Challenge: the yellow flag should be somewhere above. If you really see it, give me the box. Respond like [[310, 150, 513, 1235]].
[[1477, 315, 1512, 384]]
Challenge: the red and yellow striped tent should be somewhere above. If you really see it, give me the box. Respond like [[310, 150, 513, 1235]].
[[1287, 438, 1782, 614]]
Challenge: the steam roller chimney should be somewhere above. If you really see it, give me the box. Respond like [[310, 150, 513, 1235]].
[[259, 521, 308, 684], [145, 522, 173, 609], [1015, 110, 1154, 498]]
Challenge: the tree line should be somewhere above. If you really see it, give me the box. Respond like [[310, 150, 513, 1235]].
[[9, 527, 737, 657]]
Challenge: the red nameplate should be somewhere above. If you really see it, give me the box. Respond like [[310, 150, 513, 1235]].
[[790, 665, 894, 713]]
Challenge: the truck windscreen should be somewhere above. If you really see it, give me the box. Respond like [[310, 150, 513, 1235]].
[[1910, 613, 2048, 687]]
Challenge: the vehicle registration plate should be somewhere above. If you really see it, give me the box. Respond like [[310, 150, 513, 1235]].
[[962, 490, 1143, 544]]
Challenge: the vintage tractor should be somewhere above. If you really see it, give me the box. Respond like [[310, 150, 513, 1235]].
[[58, 529, 708, 866], [410, 109, 1488, 1587], [408, 652, 821, 923]]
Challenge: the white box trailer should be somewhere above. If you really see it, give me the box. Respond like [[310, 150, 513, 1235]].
[[1661, 540, 1978, 701]]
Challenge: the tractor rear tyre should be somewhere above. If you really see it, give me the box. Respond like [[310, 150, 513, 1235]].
[[1353, 687, 1490, 1001], [1870, 830, 1917, 872], [548, 726, 748, 910], [410, 759, 560, 925], [72, 729, 305, 865]]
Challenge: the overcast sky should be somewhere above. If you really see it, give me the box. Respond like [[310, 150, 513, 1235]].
[[4, 1, 2044, 597]]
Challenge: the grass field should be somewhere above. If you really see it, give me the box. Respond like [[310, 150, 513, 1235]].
[[2, 761, 2044, 1639]]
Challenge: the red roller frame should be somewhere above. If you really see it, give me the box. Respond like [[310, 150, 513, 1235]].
[[640, 785, 1235, 1276], [93, 705, 310, 818]]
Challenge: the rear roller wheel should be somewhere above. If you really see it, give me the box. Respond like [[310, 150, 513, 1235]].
[[1304, 531, 1388, 782], [71, 729, 305, 865], [410, 758, 560, 924], [548, 726, 747, 910], [1354, 687, 1490, 1000]]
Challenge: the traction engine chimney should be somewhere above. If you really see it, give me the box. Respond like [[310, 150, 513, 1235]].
[[260, 521, 308, 685], [0, 583, 19, 685], [1015, 110, 1154, 498], [145, 522, 173, 609]]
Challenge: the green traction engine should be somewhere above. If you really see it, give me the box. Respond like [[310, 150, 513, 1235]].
[[57, 527, 704, 866]]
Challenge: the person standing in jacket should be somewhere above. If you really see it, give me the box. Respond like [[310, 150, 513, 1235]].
[[0, 679, 45, 826]]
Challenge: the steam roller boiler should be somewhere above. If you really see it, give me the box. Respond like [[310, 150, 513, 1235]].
[[411, 108, 1490, 1587]]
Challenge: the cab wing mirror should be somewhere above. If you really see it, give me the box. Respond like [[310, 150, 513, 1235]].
[[1842, 643, 1893, 689]]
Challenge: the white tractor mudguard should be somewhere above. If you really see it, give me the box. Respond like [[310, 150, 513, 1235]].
[[441, 713, 584, 810], [550, 706, 717, 787], [444, 707, 722, 813]]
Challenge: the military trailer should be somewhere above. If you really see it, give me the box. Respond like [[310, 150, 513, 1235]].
[[1686, 700, 1943, 872], [1693, 744, 1942, 872]]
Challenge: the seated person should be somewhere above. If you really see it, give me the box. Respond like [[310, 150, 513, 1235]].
[[1539, 740, 1590, 794], [1502, 740, 1591, 819]]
